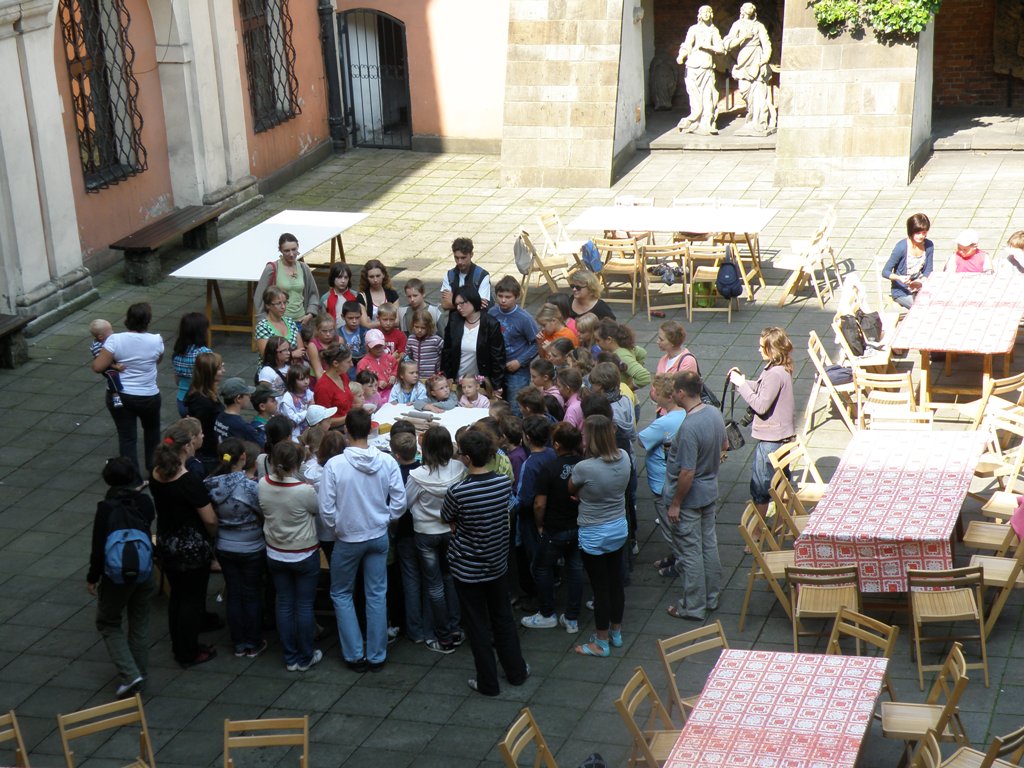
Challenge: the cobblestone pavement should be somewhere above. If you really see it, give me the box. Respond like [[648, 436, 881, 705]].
[[2, 146, 1023, 767]]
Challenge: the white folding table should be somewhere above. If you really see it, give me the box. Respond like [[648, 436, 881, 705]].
[[170, 209, 368, 339]]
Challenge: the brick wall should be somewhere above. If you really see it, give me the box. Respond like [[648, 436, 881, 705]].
[[933, 0, 1019, 107], [653, 0, 784, 109]]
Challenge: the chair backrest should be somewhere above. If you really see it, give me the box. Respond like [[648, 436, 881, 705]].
[[0, 711, 29, 768], [853, 369, 916, 428], [656, 621, 729, 724], [768, 469, 808, 538], [924, 643, 969, 734], [808, 329, 837, 368], [519, 230, 541, 262], [908, 566, 983, 594], [499, 708, 558, 768], [224, 716, 309, 768], [592, 236, 641, 266], [786, 565, 860, 591], [57, 694, 154, 768], [825, 606, 900, 659], [738, 503, 783, 556], [970, 372, 1024, 430], [536, 211, 571, 256], [768, 436, 826, 485], [910, 729, 942, 768], [642, 242, 689, 263], [982, 721, 1024, 766], [615, 667, 675, 768]]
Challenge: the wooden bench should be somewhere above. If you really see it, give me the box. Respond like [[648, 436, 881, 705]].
[[0, 313, 32, 368], [111, 203, 230, 285]]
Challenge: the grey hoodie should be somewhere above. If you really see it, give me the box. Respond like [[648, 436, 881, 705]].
[[406, 461, 467, 535], [204, 471, 263, 553], [319, 445, 406, 543]]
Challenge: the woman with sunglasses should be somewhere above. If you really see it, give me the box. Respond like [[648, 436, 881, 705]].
[[568, 271, 616, 321]]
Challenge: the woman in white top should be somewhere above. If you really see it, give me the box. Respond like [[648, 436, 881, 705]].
[[91, 303, 164, 473], [441, 284, 507, 393]]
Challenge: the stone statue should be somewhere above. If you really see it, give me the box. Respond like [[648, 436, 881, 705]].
[[649, 51, 678, 111], [676, 5, 725, 135], [723, 3, 777, 135]]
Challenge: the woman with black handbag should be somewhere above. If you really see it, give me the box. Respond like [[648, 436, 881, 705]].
[[727, 327, 796, 521], [150, 424, 218, 668]]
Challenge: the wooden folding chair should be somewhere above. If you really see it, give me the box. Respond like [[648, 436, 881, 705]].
[[940, 721, 1024, 767], [908, 567, 989, 690], [825, 606, 901, 703], [853, 369, 918, 429], [536, 211, 586, 270], [963, 516, 1019, 558], [768, 469, 809, 543], [768, 437, 829, 502], [882, 643, 971, 763], [642, 242, 688, 321], [774, 210, 838, 308], [956, 371, 1024, 431], [517, 230, 563, 303], [804, 330, 856, 433], [738, 503, 795, 631], [687, 243, 734, 323], [224, 716, 309, 768], [656, 620, 729, 726], [972, 411, 1024, 512], [615, 666, 678, 768], [0, 710, 29, 767], [786, 566, 860, 652], [593, 236, 644, 315], [57, 694, 155, 768], [498, 708, 559, 768], [911, 729, 943, 768], [832, 311, 892, 372], [970, 537, 1024, 638]]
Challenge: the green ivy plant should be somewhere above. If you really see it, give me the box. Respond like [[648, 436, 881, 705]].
[[809, 0, 941, 40]]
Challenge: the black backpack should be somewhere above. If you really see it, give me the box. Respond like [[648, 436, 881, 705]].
[[715, 245, 744, 299]]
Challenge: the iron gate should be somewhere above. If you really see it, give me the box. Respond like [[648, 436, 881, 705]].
[[337, 10, 411, 149]]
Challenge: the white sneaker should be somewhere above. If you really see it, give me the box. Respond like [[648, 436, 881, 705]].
[[293, 649, 323, 672], [520, 612, 557, 629], [559, 614, 579, 634], [585, 599, 594, 611], [115, 676, 144, 698]]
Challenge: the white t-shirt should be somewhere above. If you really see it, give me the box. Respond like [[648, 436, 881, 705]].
[[102, 332, 163, 396], [459, 324, 480, 379]]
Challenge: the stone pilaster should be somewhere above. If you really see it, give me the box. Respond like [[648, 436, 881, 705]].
[[774, 0, 934, 187]]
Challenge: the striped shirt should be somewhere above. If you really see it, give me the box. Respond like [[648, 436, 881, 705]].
[[406, 334, 443, 378], [442, 472, 511, 583]]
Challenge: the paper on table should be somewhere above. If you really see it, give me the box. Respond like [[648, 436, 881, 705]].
[[373, 404, 490, 434]]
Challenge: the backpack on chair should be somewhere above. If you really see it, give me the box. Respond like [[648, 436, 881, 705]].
[[715, 245, 744, 299], [513, 233, 533, 276]]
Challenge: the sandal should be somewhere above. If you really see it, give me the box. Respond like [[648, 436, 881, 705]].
[[653, 556, 675, 569], [667, 605, 706, 622], [574, 635, 610, 657]]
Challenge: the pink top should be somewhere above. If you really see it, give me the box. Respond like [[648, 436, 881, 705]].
[[656, 348, 698, 376], [563, 393, 583, 429], [459, 393, 491, 408], [953, 248, 989, 273], [543, 385, 565, 407], [356, 352, 397, 401]]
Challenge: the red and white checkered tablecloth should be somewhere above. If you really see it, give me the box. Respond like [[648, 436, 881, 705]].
[[891, 273, 1024, 353], [665, 650, 888, 768], [794, 431, 985, 592]]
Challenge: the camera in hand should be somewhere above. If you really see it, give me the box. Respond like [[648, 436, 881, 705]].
[[739, 407, 755, 427]]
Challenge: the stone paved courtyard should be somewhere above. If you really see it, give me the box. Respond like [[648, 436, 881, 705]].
[[2, 146, 1024, 767]]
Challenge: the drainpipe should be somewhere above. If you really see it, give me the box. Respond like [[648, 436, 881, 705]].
[[319, 0, 346, 151]]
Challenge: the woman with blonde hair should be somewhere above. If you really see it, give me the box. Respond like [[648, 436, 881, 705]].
[[727, 327, 795, 519], [568, 270, 616, 320]]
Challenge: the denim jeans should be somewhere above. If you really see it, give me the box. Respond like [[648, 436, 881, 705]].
[[107, 392, 162, 473], [217, 549, 265, 652], [531, 528, 583, 620], [396, 535, 435, 642], [505, 369, 531, 417], [750, 439, 790, 505], [267, 552, 320, 667], [675, 503, 722, 618], [96, 575, 156, 684], [330, 534, 389, 664], [414, 531, 461, 643]]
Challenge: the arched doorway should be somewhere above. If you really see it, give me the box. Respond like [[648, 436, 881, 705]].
[[337, 9, 411, 148]]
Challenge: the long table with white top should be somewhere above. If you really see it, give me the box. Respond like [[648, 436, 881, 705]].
[[170, 209, 368, 339]]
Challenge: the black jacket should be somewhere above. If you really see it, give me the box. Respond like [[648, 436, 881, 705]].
[[442, 312, 507, 392], [88, 487, 155, 584]]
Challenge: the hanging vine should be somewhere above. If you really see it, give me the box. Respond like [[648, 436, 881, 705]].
[[809, 0, 942, 40]]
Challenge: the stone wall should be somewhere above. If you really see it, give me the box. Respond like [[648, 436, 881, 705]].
[[501, 0, 626, 187], [774, 0, 933, 187], [933, 0, 1021, 108]]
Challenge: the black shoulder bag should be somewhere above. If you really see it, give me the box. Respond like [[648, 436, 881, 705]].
[[720, 381, 746, 451]]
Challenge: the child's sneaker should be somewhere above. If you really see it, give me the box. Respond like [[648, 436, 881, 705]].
[[520, 612, 557, 629], [426, 639, 456, 655], [559, 614, 579, 634], [293, 649, 323, 672]]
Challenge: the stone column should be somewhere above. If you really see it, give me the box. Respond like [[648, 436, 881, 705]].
[[150, 0, 256, 208], [0, 0, 95, 326], [501, 0, 635, 188], [774, 0, 934, 187]]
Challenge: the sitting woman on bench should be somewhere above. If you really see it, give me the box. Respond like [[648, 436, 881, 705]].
[[253, 232, 320, 326]]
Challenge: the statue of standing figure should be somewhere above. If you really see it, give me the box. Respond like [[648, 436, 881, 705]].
[[723, 3, 777, 136], [676, 5, 725, 135]]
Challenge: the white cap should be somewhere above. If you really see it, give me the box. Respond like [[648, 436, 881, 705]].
[[306, 404, 338, 427], [956, 229, 979, 247]]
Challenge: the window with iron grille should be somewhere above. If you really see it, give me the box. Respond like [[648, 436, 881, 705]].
[[58, 0, 147, 192], [239, 0, 301, 133]]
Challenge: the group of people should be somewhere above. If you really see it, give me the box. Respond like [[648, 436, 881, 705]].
[[882, 213, 1024, 308], [85, 234, 799, 700]]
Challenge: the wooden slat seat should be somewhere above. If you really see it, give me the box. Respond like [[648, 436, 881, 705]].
[[110, 203, 229, 254]]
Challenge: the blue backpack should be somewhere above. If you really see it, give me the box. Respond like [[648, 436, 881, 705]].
[[581, 240, 602, 273], [715, 245, 744, 299], [103, 499, 153, 585]]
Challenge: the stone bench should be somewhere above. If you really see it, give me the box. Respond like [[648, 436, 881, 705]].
[[0, 313, 33, 368], [110, 203, 229, 285]]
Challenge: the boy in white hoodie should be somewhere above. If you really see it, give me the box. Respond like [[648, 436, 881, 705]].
[[319, 408, 406, 672], [406, 425, 466, 653]]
